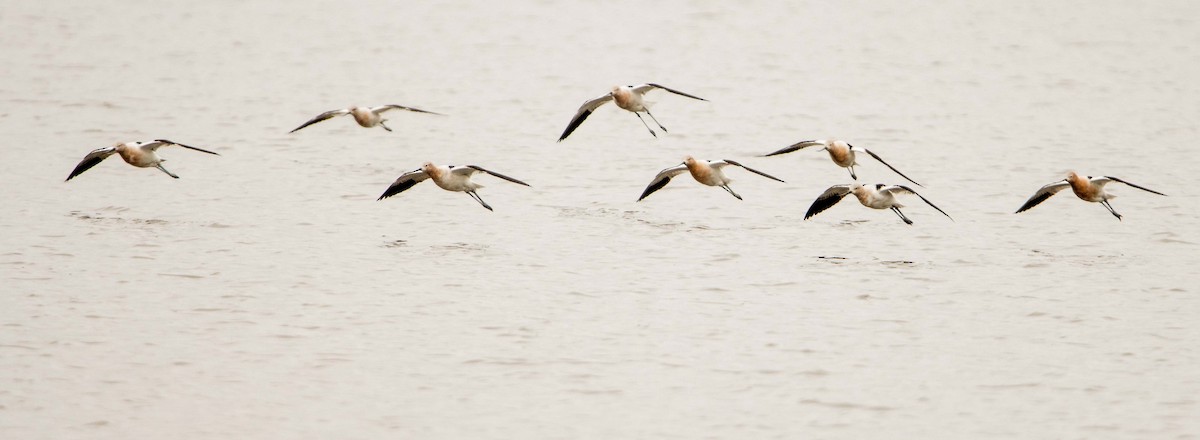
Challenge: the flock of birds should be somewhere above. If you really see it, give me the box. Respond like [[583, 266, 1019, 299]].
[[65, 83, 1167, 223]]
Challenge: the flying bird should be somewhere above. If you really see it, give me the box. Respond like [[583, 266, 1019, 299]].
[[1015, 172, 1165, 220], [762, 138, 922, 186], [378, 162, 530, 211], [804, 183, 951, 225], [558, 83, 707, 141], [638, 156, 784, 201], [65, 139, 219, 181], [289, 105, 442, 133]]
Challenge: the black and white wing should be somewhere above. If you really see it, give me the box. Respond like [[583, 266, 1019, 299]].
[[633, 83, 708, 102], [289, 108, 352, 133], [804, 184, 854, 220], [370, 105, 444, 116], [1015, 180, 1071, 214], [459, 165, 532, 186], [637, 163, 689, 201], [65, 147, 119, 181], [762, 139, 826, 157], [859, 148, 921, 187], [378, 168, 432, 200], [715, 159, 786, 183], [1097, 176, 1166, 196], [149, 139, 220, 155], [884, 185, 951, 220], [558, 93, 615, 141]]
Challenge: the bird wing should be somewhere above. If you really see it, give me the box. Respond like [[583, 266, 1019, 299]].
[[65, 147, 118, 181], [804, 185, 854, 220], [1098, 176, 1166, 196], [460, 165, 531, 186], [884, 185, 952, 220], [1015, 180, 1071, 213], [761, 140, 826, 157], [558, 93, 614, 141], [371, 104, 444, 116], [636, 83, 708, 101], [149, 139, 220, 155], [860, 148, 921, 187], [377, 168, 431, 200], [289, 108, 351, 133], [637, 164, 688, 201], [716, 159, 786, 183]]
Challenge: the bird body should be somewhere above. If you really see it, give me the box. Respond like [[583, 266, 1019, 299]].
[[65, 139, 219, 181], [1015, 172, 1165, 220], [763, 138, 921, 186], [290, 104, 442, 133], [638, 156, 784, 201], [558, 83, 707, 141], [378, 162, 530, 211], [804, 183, 951, 225]]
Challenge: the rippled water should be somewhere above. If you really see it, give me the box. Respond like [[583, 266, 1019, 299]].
[[2, 1, 1198, 438]]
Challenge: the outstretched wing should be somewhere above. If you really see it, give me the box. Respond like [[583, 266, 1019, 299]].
[[461, 165, 531, 186], [558, 93, 614, 141], [885, 185, 951, 220], [635, 83, 708, 102], [1015, 180, 1070, 214], [1099, 176, 1166, 196], [150, 139, 220, 155], [65, 147, 118, 181], [289, 108, 351, 133], [762, 139, 826, 157], [718, 159, 786, 183], [637, 164, 688, 201], [804, 185, 854, 220], [860, 148, 921, 187], [371, 105, 444, 116], [378, 168, 431, 200]]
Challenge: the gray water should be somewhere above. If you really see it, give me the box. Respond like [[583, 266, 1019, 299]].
[[2, 1, 1198, 438]]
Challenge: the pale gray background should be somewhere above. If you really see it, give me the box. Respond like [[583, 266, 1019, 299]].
[[2, 1, 1197, 438]]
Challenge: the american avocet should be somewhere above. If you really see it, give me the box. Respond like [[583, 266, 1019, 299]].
[[1015, 172, 1165, 220], [558, 83, 707, 141], [289, 105, 442, 133], [805, 183, 951, 225], [378, 162, 531, 211], [65, 139, 219, 181], [762, 138, 922, 186], [638, 156, 784, 201]]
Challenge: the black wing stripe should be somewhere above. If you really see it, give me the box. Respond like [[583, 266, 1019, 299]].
[[558, 109, 593, 142], [762, 140, 822, 157], [804, 188, 850, 220], [377, 172, 423, 201], [723, 159, 785, 182], [862, 149, 920, 187], [638, 176, 672, 201], [383, 105, 444, 115], [898, 186, 952, 220], [1105, 176, 1166, 196], [645, 83, 708, 101], [1015, 192, 1054, 213], [155, 139, 219, 156], [65, 155, 108, 181], [467, 166, 531, 186]]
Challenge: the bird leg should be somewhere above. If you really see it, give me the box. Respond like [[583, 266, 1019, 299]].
[[1101, 199, 1122, 221], [847, 165, 858, 180], [155, 163, 180, 179], [633, 113, 657, 138], [467, 191, 493, 211], [644, 109, 669, 133], [720, 184, 743, 200], [891, 207, 913, 225], [379, 120, 393, 132]]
